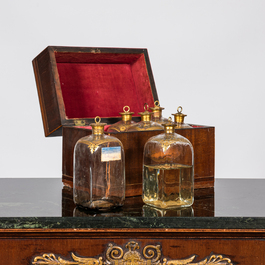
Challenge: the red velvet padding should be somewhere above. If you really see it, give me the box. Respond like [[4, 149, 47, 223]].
[[56, 53, 155, 119], [75, 125, 111, 131]]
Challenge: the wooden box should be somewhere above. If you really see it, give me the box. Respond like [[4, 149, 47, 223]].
[[33, 46, 215, 198]]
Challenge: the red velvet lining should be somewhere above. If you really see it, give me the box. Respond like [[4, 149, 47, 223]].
[[56, 52, 155, 119], [190, 125, 203, 128], [75, 125, 111, 131]]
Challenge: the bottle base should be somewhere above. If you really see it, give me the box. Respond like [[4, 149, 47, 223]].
[[76, 198, 124, 212], [143, 198, 193, 210]]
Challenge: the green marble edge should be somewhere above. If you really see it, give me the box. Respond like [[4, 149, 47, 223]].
[[0, 217, 264, 229]]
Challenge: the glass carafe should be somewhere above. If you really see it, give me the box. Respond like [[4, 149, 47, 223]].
[[172, 106, 192, 128], [127, 104, 163, 131], [142, 117, 194, 209], [149, 100, 168, 125], [73, 116, 125, 211], [107, 106, 136, 132]]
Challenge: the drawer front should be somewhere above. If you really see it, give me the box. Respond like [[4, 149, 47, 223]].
[[0, 229, 264, 264]]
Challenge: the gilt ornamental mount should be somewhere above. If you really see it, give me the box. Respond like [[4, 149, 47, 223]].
[[32, 240, 233, 265]]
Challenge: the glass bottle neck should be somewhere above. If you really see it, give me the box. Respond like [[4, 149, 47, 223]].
[[121, 114, 133, 122], [91, 134, 105, 140], [141, 115, 151, 122], [152, 110, 162, 118], [164, 125, 175, 134], [174, 115, 185, 124], [92, 126, 105, 135]]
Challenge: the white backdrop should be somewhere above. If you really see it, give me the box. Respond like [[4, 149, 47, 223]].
[[0, 0, 264, 179]]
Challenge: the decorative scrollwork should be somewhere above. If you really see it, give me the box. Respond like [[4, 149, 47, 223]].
[[106, 243, 124, 262], [164, 254, 232, 265], [32, 253, 103, 264], [32, 241, 233, 265], [86, 142, 99, 154], [143, 244, 161, 262], [78, 138, 117, 154], [160, 139, 177, 152]]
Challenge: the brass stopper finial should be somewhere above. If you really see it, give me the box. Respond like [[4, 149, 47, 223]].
[[172, 106, 187, 124], [90, 116, 106, 135], [177, 106, 183, 113], [162, 116, 175, 133], [138, 103, 151, 122], [150, 100, 165, 118], [120, 106, 134, 121], [95, 116, 101, 123], [123, 106, 130, 112]]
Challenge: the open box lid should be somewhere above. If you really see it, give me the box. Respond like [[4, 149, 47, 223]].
[[33, 46, 159, 137]]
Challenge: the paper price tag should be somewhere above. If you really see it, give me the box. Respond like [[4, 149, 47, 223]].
[[101, 146, 121, 162]]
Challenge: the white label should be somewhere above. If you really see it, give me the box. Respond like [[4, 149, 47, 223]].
[[101, 146, 121, 162]]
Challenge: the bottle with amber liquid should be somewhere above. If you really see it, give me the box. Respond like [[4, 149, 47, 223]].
[[172, 106, 192, 128], [149, 100, 168, 125], [142, 117, 194, 209], [73, 116, 125, 211], [127, 104, 163, 131], [107, 106, 136, 132]]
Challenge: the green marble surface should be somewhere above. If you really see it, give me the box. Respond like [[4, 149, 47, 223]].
[[0, 178, 264, 229], [0, 216, 264, 229]]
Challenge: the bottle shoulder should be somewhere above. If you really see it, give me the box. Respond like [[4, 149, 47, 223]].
[[75, 134, 124, 156], [151, 116, 168, 125], [176, 123, 193, 128], [128, 121, 163, 131], [146, 132, 193, 146], [76, 134, 123, 147], [107, 120, 136, 132]]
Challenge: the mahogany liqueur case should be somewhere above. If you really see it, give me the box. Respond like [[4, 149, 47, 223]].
[[33, 46, 215, 197]]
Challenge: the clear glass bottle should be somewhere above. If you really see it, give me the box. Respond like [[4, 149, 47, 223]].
[[107, 106, 136, 132], [149, 100, 168, 125], [73, 116, 125, 211], [127, 104, 163, 131], [142, 117, 194, 209], [172, 106, 192, 128]]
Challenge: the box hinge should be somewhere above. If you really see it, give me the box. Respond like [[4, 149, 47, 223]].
[[74, 120, 86, 126]]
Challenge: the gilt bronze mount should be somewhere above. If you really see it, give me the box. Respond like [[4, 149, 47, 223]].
[[32, 241, 233, 265]]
